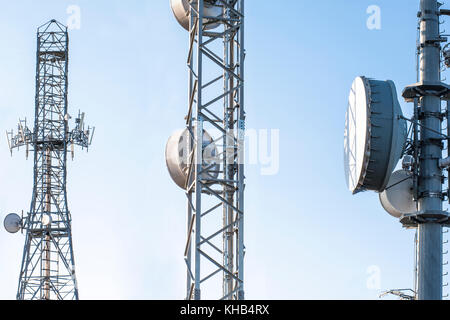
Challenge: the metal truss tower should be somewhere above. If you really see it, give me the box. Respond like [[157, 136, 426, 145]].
[[7, 20, 93, 300], [184, 0, 245, 300]]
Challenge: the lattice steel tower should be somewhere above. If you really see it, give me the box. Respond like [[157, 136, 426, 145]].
[[6, 20, 94, 300], [166, 0, 245, 300]]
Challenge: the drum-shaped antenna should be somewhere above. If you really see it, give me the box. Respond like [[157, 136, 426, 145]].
[[379, 170, 416, 218], [170, 0, 222, 31], [344, 76, 407, 194], [4, 213, 22, 234], [166, 129, 219, 189]]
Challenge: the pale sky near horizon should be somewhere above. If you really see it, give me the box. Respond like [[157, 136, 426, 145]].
[[0, 0, 448, 300]]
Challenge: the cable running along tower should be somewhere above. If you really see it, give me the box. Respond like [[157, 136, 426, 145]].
[[5, 20, 94, 300], [166, 0, 245, 300]]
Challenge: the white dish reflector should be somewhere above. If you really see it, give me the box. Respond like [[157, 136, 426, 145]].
[[344, 76, 407, 194], [380, 170, 416, 218], [4, 213, 22, 234], [42, 214, 52, 227], [166, 128, 219, 189], [170, 0, 222, 31]]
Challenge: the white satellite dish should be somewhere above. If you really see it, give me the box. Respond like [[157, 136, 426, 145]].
[[344, 76, 407, 194], [380, 170, 416, 218], [166, 128, 219, 189], [170, 0, 222, 31], [4, 213, 22, 234], [42, 214, 52, 227]]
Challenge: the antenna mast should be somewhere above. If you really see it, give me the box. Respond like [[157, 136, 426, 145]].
[[168, 0, 246, 300], [187, 0, 245, 301], [345, 0, 450, 301], [402, 0, 450, 300], [6, 20, 94, 300]]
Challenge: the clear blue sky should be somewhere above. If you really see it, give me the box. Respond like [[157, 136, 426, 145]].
[[0, 0, 447, 300]]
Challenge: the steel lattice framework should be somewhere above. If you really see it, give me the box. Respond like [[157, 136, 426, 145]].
[[184, 0, 245, 300], [7, 20, 93, 300]]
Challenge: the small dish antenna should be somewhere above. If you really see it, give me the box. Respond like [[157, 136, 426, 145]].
[[170, 0, 222, 31], [379, 170, 416, 218], [166, 128, 219, 189], [4, 213, 22, 234], [42, 214, 52, 227], [344, 76, 407, 194]]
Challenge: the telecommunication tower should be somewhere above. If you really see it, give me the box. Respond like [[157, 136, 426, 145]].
[[166, 0, 245, 300], [344, 0, 450, 300], [4, 20, 94, 300]]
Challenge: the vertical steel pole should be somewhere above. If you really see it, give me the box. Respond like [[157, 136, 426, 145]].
[[448, 101, 450, 205], [186, 4, 195, 301], [417, 0, 443, 300], [237, 0, 245, 300], [223, 2, 234, 299], [193, 0, 204, 301], [186, 194, 193, 300]]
